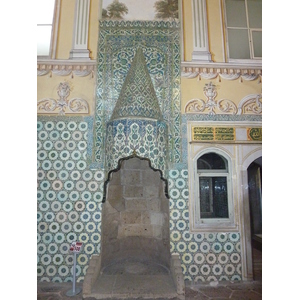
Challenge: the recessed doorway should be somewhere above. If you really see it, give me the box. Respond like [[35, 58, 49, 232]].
[[247, 157, 262, 280]]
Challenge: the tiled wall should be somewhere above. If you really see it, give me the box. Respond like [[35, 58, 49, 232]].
[[168, 168, 242, 282], [37, 116, 103, 282], [37, 116, 242, 283], [94, 21, 181, 166]]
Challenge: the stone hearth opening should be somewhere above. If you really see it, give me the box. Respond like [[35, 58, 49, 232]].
[[83, 156, 185, 299], [101, 157, 170, 271]]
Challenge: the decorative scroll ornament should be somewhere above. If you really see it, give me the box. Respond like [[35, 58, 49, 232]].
[[185, 82, 237, 115], [237, 94, 262, 115], [185, 87, 262, 116], [37, 82, 89, 115]]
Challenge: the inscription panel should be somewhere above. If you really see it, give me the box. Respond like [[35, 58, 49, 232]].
[[192, 127, 235, 141]]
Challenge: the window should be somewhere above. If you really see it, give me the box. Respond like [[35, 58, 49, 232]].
[[37, 0, 57, 57], [192, 151, 235, 231], [224, 0, 262, 61], [198, 153, 229, 219]]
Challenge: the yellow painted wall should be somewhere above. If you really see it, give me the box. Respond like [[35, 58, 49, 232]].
[[182, 0, 193, 61], [55, 0, 99, 60], [56, 0, 75, 59], [89, 0, 100, 60], [206, 0, 224, 62], [182, 0, 224, 63]]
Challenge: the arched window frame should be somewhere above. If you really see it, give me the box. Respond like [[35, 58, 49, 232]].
[[190, 148, 237, 232]]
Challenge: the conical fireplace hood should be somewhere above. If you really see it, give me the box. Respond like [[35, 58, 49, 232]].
[[110, 48, 163, 121]]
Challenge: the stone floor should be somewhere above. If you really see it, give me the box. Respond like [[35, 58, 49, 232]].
[[37, 248, 263, 300], [37, 279, 262, 300]]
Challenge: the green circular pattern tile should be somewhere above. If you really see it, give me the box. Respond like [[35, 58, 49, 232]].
[[51, 201, 61, 212], [200, 264, 211, 276], [72, 131, 83, 141], [38, 131, 48, 141], [212, 264, 223, 276], [54, 232, 64, 244], [49, 130, 60, 141], [94, 171, 104, 181], [86, 222, 96, 233], [65, 160, 76, 170], [48, 243, 58, 254], [73, 221, 84, 233], [224, 263, 235, 275], [67, 121, 77, 131], [38, 243, 47, 255], [58, 265, 70, 277], [53, 254, 64, 266], [46, 265, 57, 277], [182, 253, 193, 264], [69, 191, 79, 201], [44, 122, 55, 131], [68, 211, 79, 222], [43, 140, 53, 151], [61, 222, 72, 233], [59, 243, 69, 254], [199, 242, 210, 253], [37, 190, 44, 201], [56, 121, 66, 131], [44, 212, 55, 222], [188, 264, 199, 276], [56, 212, 67, 223], [84, 243, 95, 255], [206, 253, 217, 265], [66, 140, 76, 150], [92, 212, 101, 222], [224, 242, 235, 254], [78, 254, 88, 266], [54, 141, 65, 151]]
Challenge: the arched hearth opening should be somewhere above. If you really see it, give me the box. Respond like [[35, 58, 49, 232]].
[[101, 155, 170, 272]]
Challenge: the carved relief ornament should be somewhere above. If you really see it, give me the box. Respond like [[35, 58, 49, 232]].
[[37, 82, 89, 115], [184, 82, 262, 115]]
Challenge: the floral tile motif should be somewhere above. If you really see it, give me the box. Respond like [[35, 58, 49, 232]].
[[94, 20, 181, 166]]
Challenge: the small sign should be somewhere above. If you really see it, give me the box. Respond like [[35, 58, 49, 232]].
[[192, 126, 235, 141], [69, 241, 83, 253], [247, 127, 262, 141]]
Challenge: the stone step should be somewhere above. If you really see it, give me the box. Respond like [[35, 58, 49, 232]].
[[85, 274, 180, 300]]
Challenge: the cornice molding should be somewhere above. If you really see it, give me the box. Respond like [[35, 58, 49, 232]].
[[181, 61, 262, 81], [37, 59, 97, 77], [37, 59, 262, 81]]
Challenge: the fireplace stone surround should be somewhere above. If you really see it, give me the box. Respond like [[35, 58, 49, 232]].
[[83, 157, 185, 299]]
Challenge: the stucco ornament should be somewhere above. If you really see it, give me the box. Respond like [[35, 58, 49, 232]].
[[37, 82, 89, 115], [185, 82, 237, 115], [185, 82, 262, 115]]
